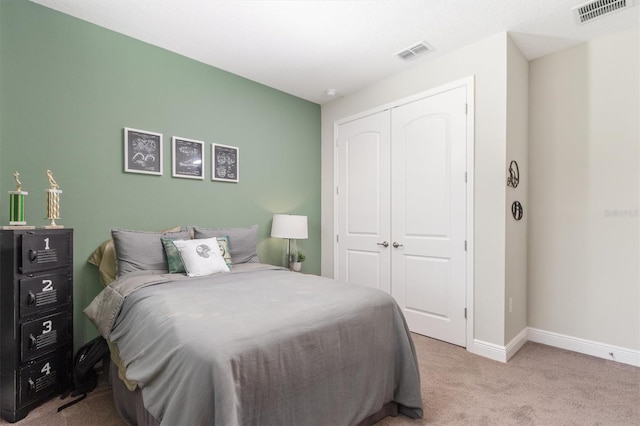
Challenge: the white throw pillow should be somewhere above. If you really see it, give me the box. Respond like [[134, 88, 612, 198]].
[[172, 238, 230, 277]]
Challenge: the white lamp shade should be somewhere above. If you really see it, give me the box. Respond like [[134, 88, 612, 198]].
[[271, 214, 308, 239]]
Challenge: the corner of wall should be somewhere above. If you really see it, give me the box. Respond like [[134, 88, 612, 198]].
[[504, 34, 529, 345], [527, 27, 639, 351]]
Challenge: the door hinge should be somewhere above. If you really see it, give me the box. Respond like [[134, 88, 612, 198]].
[[336, 186, 339, 195], [464, 308, 467, 319], [463, 103, 468, 115], [336, 234, 339, 243], [465, 172, 467, 183], [464, 240, 467, 251]]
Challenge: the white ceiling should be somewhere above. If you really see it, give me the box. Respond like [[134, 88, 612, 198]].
[[31, 0, 639, 104]]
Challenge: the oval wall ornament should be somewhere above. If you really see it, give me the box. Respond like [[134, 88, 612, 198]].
[[507, 160, 519, 188], [511, 201, 523, 221]]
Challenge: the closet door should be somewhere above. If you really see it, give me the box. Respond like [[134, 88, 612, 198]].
[[336, 111, 391, 293], [391, 86, 467, 346]]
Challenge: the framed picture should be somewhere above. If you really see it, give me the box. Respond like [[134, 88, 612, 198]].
[[124, 127, 163, 175], [212, 143, 239, 183], [172, 136, 205, 179]]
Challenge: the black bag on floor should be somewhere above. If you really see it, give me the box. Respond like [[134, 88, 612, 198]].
[[58, 335, 110, 412]]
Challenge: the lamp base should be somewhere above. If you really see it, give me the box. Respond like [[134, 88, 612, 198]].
[[287, 239, 299, 271]]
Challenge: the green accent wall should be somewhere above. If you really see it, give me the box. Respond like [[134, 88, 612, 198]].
[[0, 1, 321, 347]]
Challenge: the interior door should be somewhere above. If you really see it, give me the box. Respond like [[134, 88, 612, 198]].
[[336, 111, 391, 293], [390, 86, 467, 346]]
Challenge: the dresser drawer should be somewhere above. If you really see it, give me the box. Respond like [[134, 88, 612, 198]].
[[20, 233, 70, 274], [20, 312, 70, 363], [18, 349, 70, 407], [19, 272, 71, 318]]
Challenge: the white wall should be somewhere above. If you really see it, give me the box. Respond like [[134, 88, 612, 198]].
[[322, 25, 638, 358], [528, 27, 639, 350], [321, 32, 510, 347], [505, 37, 529, 344]]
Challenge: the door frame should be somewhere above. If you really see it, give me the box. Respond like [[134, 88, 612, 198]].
[[333, 76, 476, 351]]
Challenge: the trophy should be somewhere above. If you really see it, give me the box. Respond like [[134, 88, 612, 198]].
[[44, 170, 63, 228], [3, 171, 34, 229]]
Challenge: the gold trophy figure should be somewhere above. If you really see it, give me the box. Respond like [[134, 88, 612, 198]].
[[44, 170, 63, 228], [14, 171, 22, 192]]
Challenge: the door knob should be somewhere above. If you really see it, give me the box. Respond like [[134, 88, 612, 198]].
[[392, 242, 404, 248], [377, 241, 389, 248]]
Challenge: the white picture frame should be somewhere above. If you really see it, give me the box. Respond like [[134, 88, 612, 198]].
[[211, 143, 239, 183], [172, 136, 205, 180], [124, 127, 163, 175]]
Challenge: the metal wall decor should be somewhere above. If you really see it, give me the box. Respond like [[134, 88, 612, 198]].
[[507, 160, 519, 188], [507, 160, 523, 221], [511, 201, 523, 221]]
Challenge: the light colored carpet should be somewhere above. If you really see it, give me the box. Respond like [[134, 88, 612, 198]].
[[0, 378, 124, 426], [380, 335, 639, 425], [2, 333, 638, 425]]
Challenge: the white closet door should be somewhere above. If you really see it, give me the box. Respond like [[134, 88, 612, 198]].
[[391, 86, 467, 346], [336, 111, 391, 293]]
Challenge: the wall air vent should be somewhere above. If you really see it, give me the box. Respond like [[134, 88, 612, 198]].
[[573, 0, 633, 24], [396, 41, 433, 61]]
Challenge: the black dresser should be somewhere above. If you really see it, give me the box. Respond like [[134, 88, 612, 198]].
[[0, 228, 73, 423]]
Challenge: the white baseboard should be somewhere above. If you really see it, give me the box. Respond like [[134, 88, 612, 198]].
[[505, 328, 529, 361], [470, 339, 508, 362], [528, 327, 640, 367], [468, 327, 639, 367], [470, 327, 528, 363]]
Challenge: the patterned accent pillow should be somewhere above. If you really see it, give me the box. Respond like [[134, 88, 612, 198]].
[[215, 236, 232, 270], [172, 238, 229, 277], [161, 237, 187, 273]]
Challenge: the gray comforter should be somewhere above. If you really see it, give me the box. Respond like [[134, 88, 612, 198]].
[[85, 264, 423, 425]]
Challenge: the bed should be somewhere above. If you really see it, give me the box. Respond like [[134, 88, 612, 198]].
[[84, 226, 423, 425]]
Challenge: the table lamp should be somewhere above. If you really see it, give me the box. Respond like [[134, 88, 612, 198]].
[[271, 214, 308, 270]]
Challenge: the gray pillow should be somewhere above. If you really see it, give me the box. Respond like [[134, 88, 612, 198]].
[[192, 225, 259, 264], [112, 228, 191, 277]]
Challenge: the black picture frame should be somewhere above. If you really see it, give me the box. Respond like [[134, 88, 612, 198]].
[[172, 136, 205, 180], [124, 127, 163, 175], [211, 143, 239, 183]]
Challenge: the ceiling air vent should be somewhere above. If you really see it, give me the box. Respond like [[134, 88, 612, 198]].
[[573, 0, 633, 24], [396, 41, 433, 61]]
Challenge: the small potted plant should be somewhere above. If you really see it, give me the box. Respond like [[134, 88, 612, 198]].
[[291, 250, 306, 272]]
